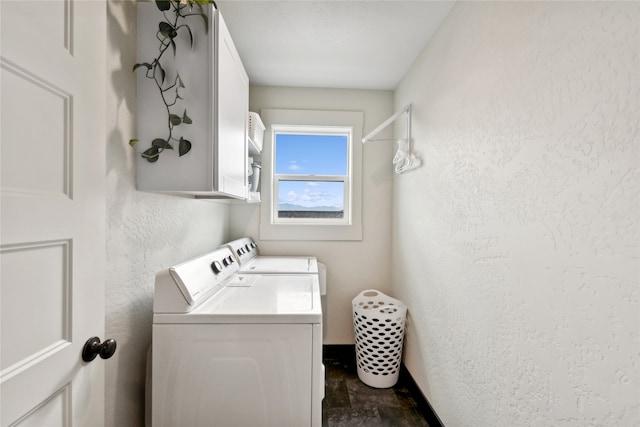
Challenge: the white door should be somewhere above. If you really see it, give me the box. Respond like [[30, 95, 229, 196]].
[[0, 1, 107, 426]]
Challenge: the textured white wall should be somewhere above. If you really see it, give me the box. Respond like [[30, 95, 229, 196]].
[[230, 86, 395, 344], [105, 2, 231, 426], [393, 2, 639, 426]]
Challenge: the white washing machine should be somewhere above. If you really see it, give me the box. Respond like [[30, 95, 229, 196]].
[[152, 247, 324, 427]]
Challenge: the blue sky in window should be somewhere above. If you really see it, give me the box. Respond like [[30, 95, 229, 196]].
[[275, 134, 347, 175], [275, 133, 347, 209]]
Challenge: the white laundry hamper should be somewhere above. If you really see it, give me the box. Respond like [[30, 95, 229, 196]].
[[352, 290, 407, 388]]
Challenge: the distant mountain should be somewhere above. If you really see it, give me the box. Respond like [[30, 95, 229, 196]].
[[278, 203, 342, 212]]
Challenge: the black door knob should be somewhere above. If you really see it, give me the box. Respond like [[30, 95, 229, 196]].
[[82, 337, 117, 362]]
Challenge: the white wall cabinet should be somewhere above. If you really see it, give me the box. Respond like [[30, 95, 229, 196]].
[[135, 4, 249, 199]]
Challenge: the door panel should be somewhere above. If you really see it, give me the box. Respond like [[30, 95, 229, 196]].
[[0, 1, 106, 426], [1, 241, 71, 374], [1, 63, 71, 195]]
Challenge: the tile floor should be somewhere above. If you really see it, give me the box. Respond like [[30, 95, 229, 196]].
[[322, 346, 431, 427]]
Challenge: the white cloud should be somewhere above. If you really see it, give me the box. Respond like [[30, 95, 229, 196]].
[[279, 182, 343, 208], [286, 190, 297, 201], [288, 161, 301, 171]]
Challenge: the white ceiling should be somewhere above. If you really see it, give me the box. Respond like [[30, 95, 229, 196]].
[[216, 1, 454, 90]]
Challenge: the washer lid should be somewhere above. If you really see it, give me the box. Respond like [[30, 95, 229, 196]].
[[240, 256, 318, 274], [154, 274, 322, 324]]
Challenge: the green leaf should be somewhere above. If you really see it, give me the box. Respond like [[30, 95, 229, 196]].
[[186, 25, 194, 48], [132, 63, 152, 72], [152, 138, 173, 150], [182, 110, 192, 124], [170, 114, 182, 126], [155, 62, 166, 83], [142, 146, 160, 162], [179, 137, 192, 156], [155, 0, 171, 11], [199, 13, 208, 33], [159, 22, 176, 38], [129, 139, 138, 148], [193, 0, 214, 6]]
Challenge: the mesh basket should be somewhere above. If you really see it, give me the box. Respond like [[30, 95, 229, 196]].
[[352, 289, 407, 388], [248, 112, 265, 151]]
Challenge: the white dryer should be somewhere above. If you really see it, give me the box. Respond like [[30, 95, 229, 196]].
[[224, 237, 327, 332], [225, 237, 318, 274], [152, 247, 324, 427]]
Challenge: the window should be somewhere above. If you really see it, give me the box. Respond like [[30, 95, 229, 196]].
[[273, 130, 351, 224], [259, 109, 363, 241]]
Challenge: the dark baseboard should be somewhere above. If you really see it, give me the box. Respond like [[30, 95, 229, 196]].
[[322, 343, 357, 362], [323, 345, 444, 427], [399, 364, 444, 427]]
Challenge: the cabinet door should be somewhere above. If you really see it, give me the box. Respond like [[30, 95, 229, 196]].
[[136, 5, 249, 199], [215, 13, 249, 199], [136, 3, 212, 193]]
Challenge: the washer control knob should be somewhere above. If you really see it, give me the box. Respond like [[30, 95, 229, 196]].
[[227, 255, 235, 264], [245, 244, 251, 252], [223, 256, 233, 266], [210, 260, 223, 274]]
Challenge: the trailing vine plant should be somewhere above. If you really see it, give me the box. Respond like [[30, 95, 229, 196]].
[[130, 0, 216, 163]]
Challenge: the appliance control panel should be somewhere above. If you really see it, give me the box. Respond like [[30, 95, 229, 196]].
[[154, 247, 240, 312], [225, 237, 259, 266], [210, 254, 235, 274]]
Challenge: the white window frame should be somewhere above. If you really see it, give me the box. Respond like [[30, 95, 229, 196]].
[[272, 126, 352, 226], [259, 109, 363, 241]]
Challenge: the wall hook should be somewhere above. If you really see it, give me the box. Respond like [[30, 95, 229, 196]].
[[362, 104, 418, 173]]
